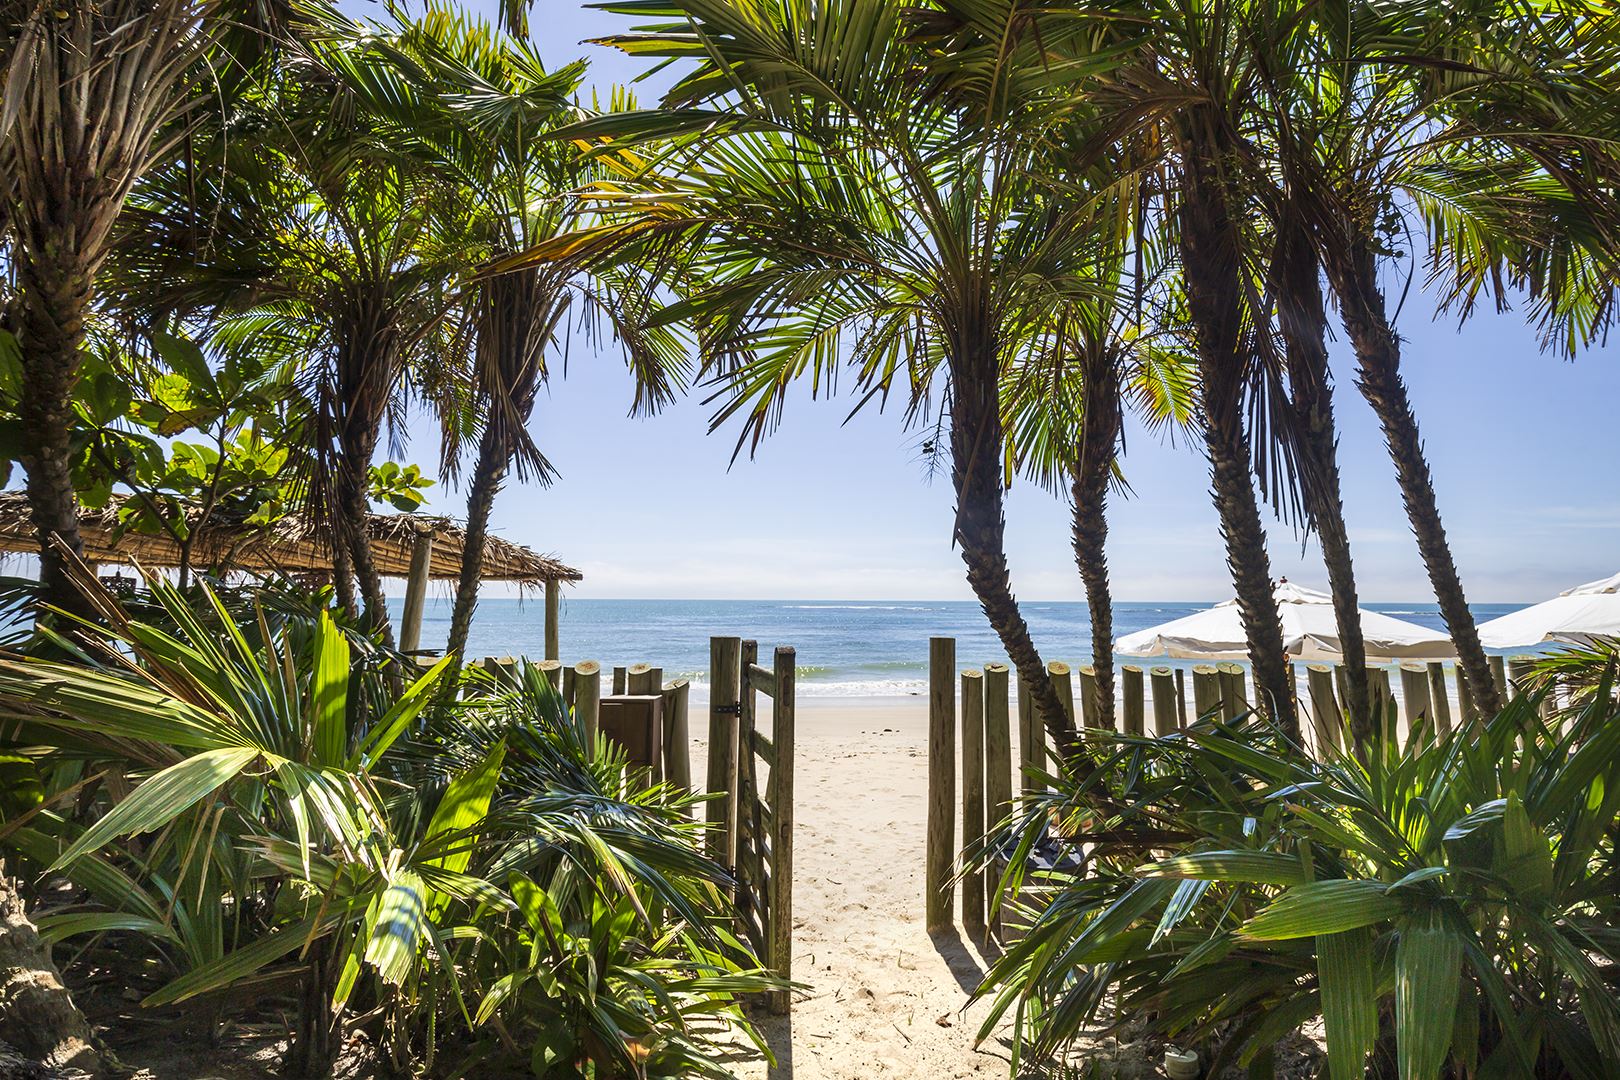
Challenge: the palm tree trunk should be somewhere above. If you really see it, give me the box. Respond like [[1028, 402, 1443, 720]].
[[13, 260, 93, 622], [337, 436, 394, 648], [950, 340, 1078, 759], [0, 864, 102, 1073], [445, 425, 507, 663], [1070, 354, 1121, 730], [1177, 135, 1301, 741], [1275, 225, 1373, 744], [1323, 237, 1501, 716]]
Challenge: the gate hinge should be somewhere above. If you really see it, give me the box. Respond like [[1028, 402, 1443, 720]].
[[715, 703, 741, 715]]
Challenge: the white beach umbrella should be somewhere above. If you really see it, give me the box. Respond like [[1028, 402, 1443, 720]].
[[1115, 580, 1456, 662], [1476, 572, 1620, 649]]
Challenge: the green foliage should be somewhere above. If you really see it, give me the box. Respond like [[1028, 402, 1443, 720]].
[[368, 461, 435, 512], [0, 577, 774, 1076], [974, 674, 1620, 1078]]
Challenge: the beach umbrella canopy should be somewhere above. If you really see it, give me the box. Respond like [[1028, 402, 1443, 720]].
[[1115, 581, 1457, 661], [1477, 572, 1620, 649]]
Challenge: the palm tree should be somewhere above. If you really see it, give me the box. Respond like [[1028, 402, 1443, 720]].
[[0, 1, 210, 619], [577, 0, 1140, 752], [110, 21, 473, 639]]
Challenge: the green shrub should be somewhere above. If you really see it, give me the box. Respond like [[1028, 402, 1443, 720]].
[[975, 668, 1620, 1079], [0, 577, 775, 1077]]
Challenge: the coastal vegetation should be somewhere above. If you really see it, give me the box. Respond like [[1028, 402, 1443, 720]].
[[0, 0, 1616, 1076]]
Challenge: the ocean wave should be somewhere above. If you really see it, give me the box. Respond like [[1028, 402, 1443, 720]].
[[780, 604, 935, 611]]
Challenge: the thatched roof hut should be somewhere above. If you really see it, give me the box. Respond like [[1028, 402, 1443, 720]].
[[0, 492, 580, 585], [0, 492, 580, 655]]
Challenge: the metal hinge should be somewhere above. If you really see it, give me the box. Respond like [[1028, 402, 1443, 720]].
[[715, 703, 741, 715]]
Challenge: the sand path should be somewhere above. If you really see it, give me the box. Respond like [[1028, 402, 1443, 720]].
[[701, 700, 1029, 1080]]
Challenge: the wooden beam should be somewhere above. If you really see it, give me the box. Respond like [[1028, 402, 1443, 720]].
[[926, 637, 956, 932], [573, 661, 600, 745], [399, 530, 434, 653], [769, 645, 796, 1014], [1150, 667, 1178, 736], [982, 663, 1011, 941], [707, 638, 741, 866], [960, 668, 985, 936], [544, 579, 561, 662], [1121, 666, 1145, 737]]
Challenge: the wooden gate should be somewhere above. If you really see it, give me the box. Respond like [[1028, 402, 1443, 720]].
[[706, 636, 795, 1014]]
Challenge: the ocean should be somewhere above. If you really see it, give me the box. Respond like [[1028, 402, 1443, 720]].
[[392, 597, 1529, 701]]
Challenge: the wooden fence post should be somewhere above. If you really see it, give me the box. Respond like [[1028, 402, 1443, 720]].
[[663, 679, 691, 791], [1078, 664, 1101, 729], [1049, 661, 1075, 732], [927, 637, 956, 932], [1399, 662, 1432, 741], [707, 638, 741, 867], [1456, 666, 1478, 730], [1488, 655, 1508, 705], [1220, 663, 1248, 720], [982, 662, 1012, 940], [1016, 672, 1036, 793], [544, 579, 561, 662], [573, 661, 600, 746], [627, 663, 659, 697], [1368, 667, 1394, 740], [960, 668, 985, 937], [1306, 664, 1342, 755], [1175, 668, 1188, 726], [399, 529, 434, 653], [1150, 667, 1178, 735], [1121, 666, 1145, 736], [1192, 665, 1221, 720], [1426, 662, 1453, 736], [769, 646, 796, 1014], [612, 666, 627, 695]]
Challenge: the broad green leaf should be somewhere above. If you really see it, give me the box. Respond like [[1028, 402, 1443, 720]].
[[1396, 907, 1462, 1080], [1241, 880, 1405, 941], [51, 747, 259, 870], [364, 869, 429, 986], [1500, 791, 1553, 902], [1141, 850, 1311, 885], [1318, 927, 1378, 1080], [144, 906, 349, 1006], [308, 612, 349, 766], [352, 654, 455, 768], [36, 912, 182, 946]]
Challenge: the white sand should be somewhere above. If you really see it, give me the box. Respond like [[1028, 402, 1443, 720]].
[[695, 698, 1035, 1079]]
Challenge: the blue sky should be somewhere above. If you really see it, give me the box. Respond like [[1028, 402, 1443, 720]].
[[350, 0, 1620, 603]]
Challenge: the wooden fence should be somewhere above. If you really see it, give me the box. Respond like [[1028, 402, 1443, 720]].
[[923, 637, 1552, 934], [707, 636, 797, 1015]]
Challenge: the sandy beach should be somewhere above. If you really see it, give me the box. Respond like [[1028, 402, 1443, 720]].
[[696, 697, 1039, 1080]]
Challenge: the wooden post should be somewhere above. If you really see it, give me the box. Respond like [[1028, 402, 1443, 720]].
[[1488, 654, 1507, 705], [573, 661, 601, 746], [1426, 662, 1453, 736], [769, 646, 796, 1014], [926, 637, 956, 931], [1508, 655, 1551, 718], [960, 668, 986, 937], [663, 679, 691, 792], [1078, 665, 1101, 729], [627, 663, 660, 697], [707, 638, 741, 867], [1192, 665, 1221, 720], [612, 666, 627, 695], [1016, 672, 1038, 791], [1174, 668, 1188, 727], [544, 579, 561, 662], [1218, 663, 1246, 721], [1048, 661, 1075, 733], [562, 664, 576, 708], [536, 659, 562, 691], [1368, 666, 1394, 740], [982, 662, 1012, 940], [1121, 666, 1145, 737], [1456, 666, 1478, 730], [399, 529, 434, 653], [1306, 664, 1342, 755], [1150, 667, 1178, 736], [1399, 662, 1432, 741]]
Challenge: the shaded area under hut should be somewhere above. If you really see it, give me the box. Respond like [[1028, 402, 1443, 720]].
[[0, 492, 580, 656]]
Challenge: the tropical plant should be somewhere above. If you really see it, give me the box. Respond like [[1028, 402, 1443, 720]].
[[573, 0, 1156, 753], [975, 670, 1620, 1078], [0, 571, 773, 1076]]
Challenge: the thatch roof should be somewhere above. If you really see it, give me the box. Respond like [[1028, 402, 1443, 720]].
[[0, 492, 581, 586]]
